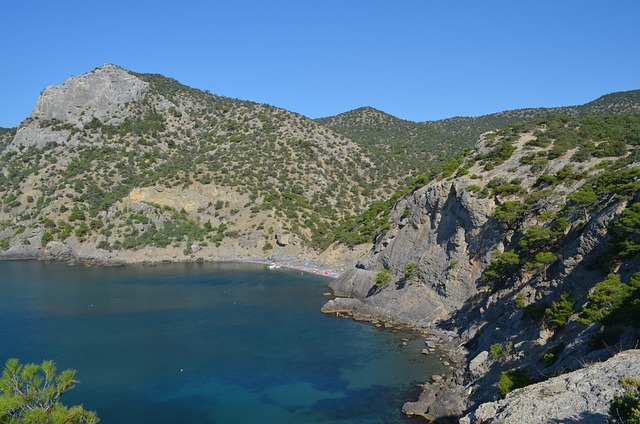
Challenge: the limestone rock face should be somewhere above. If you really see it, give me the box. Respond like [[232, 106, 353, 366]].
[[33, 64, 148, 126], [44, 241, 73, 259], [10, 64, 149, 149], [461, 350, 640, 424], [325, 177, 499, 327]]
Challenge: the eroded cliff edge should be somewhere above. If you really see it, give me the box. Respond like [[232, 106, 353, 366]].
[[322, 119, 640, 421], [460, 349, 640, 424]]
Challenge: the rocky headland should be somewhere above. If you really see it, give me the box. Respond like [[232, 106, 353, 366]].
[[322, 119, 640, 421]]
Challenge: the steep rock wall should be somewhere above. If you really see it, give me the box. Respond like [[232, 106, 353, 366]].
[[324, 177, 501, 327], [33, 64, 148, 126], [461, 350, 640, 424], [10, 64, 149, 149]]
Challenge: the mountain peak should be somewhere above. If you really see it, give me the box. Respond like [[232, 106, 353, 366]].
[[31, 64, 148, 127]]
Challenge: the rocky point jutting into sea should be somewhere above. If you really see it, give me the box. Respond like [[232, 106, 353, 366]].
[[1, 65, 640, 422], [322, 113, 640, 420]]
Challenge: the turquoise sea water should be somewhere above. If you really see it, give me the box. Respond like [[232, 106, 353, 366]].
[[0, 260, 443, 423]]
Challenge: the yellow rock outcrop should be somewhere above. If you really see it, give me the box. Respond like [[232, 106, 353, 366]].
[[128, 183, 218, 213]]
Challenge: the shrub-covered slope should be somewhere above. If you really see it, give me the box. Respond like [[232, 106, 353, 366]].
[[318, 90, 640, 188], [316, 107, 464, 184], [0, 64, 395, 262]]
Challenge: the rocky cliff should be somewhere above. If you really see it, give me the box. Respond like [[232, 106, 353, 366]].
[[323, 115, 640, 421], [11, 65, 149, 149], [322, 176, 498, 326], [460, 349, 640, 424]]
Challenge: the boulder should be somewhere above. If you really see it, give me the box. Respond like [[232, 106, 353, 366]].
[[461, 349, 640, 424], [276, 232, 290, 246], [328, 268, 376, 299], [45, 241, 73, 258], [469, 350, 489, 378]]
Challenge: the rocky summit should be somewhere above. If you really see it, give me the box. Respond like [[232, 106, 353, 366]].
[[1, 64, 640, 422]]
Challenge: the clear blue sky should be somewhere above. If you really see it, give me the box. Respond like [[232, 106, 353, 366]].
[[1, 0, 639, 128]]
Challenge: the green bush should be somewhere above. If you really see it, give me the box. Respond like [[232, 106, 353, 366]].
[[489, 343, 505, 360], [498, 369, 533, 397], [403, 263, 418, 279], [68, 205, 85, 221], [545, 293, 575, 328], [97, 240, 111, 250], [609, 202, 640, 259], [580, 272, 640, 327], [74, 222, 89, 239], [541, 343, 565, 365], [609, 377, 640, 423], [488, 140, 516, 165], [0, 236, 10, 250], [466, 184, 482, 193], [488, 178, 524, 196], [492, 201, 528, 227], [483, 250, 521, 284], [375, 269, 393, 287], [518, 226, 558, 254], [41, 231, 53, 246], [579, 274, 632, 325]]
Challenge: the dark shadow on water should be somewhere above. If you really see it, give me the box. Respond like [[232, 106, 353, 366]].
[[98, 392, 218, 424], [310, 383, 424, 423]]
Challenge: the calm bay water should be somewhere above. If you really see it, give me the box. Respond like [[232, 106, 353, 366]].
[[0, 260, 443, 423]]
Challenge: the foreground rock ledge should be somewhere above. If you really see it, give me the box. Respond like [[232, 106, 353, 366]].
[[460, 349, 640, 424]]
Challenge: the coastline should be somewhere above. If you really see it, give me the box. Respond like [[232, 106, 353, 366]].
[[226, 257, 345, 279], [1, 250, 467, 420], [134, 256, 346, 280], [0, 247, 347, 279]]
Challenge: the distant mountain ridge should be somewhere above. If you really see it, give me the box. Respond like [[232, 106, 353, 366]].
[[317, 90, 640, 178]]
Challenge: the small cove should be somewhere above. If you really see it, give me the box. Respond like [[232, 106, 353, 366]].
[[0, 260, 445, 423]]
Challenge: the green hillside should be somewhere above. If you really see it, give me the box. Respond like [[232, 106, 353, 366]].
[[318, 90, 640, 186], [0, 65, 638, 262]]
